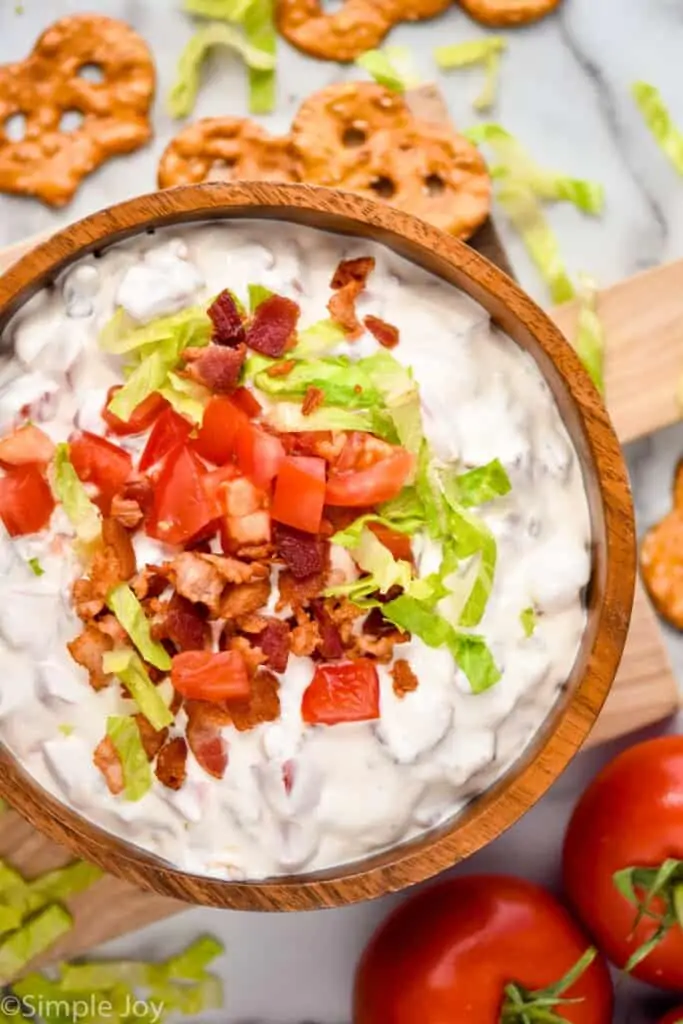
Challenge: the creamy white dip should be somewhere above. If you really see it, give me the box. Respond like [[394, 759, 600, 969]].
[[0, 221, 591, 879]]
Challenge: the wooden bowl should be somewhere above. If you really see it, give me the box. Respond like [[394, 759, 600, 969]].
[[0, 183, 635, 911]]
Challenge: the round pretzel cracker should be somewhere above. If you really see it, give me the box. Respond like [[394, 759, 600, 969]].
[[458, 0, 562, 26], [327, 122, 491, 240], [291, 82, 412, 184], [0, 14, 155, 207], [158, 118, 297, 189], [640, 460, 683, 630], [276, 0, 405, 63]]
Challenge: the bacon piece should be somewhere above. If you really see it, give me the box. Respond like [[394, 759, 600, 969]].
[[67, 625, 114, 691], [131, 566, 167, 601], [185, 700, 229, 779], [102, 518, 136, 580], [330, 256, 375, 290], [280, 431, 334, 459], [277, 569, 325, 611], [207, 290, 245, 347], [134, 714, 169, 761], [220, 578, 271, 620], [116, 477, 154, 518], [364, 314, 399, 349], [233, 543, 275, 561], [93, 736, 124, 795], [252, 618, 290, 673], [165, 552, 226, 615], [352, 631, 409, 663], [155, 736, 188, 791], [266, 358, 297, 378], [311, 599, 344, 660], [273, 522, 327, 579], [163, 592, 209, 651], [93, 614, 128, 646], [182, 343, 246, 393], [323, 595, 364, 646], [245, 295, 300, 357], [328, 282, 363, 339], [201, 553, 269, 583], [110, 495, 144, 529], [391, 659, 418, 698], [290, 619, 320, 657], [302, 386, 325, 417], [224, 634, 267, 677], [363, 606, 403, 638], [227, 668, 280, 732]]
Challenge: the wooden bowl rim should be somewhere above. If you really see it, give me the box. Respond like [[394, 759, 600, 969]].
[[0, 182, 635, 911]]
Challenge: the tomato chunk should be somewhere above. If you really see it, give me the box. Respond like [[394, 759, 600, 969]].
[[147, 445, 214, 545], [272, 456, 326, 534], [0, 424, 55, 467], [302, 660, 380, 725], [69, 431, 133, 501], [171, 650, 250, 702], [192, 395, 249, 466], [102, 387, 168, 436], [326, 449, 414, 507], [139, 408, 192, 472], [231, 386, 262, 418], [0, 465, 55, 536], [234, 424, 285, 490], [368, 522, 413, 562], [202, 463, 240, 516]]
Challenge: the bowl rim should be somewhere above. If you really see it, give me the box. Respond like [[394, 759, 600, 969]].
[[0, 181, 636, 911]]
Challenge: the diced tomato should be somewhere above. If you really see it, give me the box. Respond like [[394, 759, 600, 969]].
[[202, 463, 239, 516], [0, 465, 55, 536], [302, 660, 380, 725], [171, 650, 251, 702], [101, 387, 168, 436], [0, 424, 55, 468], [231, 386, 262, 418], [139, 408, 193, 473], [234, 424, 285, 491], [68, 432, 133, 503], [272, 456, 326, 534], [368, 522, 413, 562], [326, 448, 414, 507], [191, 395, 249, 466], [147, 445, 214, 545], [222, 475, 265, 517]]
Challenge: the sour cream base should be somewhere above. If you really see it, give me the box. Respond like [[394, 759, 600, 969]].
[[0, 221, 591, 880]]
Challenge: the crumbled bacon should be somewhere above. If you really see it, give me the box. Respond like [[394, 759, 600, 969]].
[[220, 578, 271, 620], [391, 659, 419, 698], [311, 599, 344, 660], [233, 542, 275, 561], [67, 625, 114, 691], [161, 591, 210, 651], [224, 634, 267, 676], [93, 736, 124, 795], [227, 668, 280, 732], [116, 477, 154, 518], [155, 736, 188, 791], [93, 614, 128, 646], [265, 359, 297, 378], [202, 553, 269, 584], [182, 343, 246, 393], [131, 565, 167, 601], [185, 700, 229, 779], [274, 522, 327, 579], [109, 495, 144, 529], [252, 617, 290, 673], [102, 518, 136, 580], [364, 314, 399, 349], [302, 386, 325, 417], [277, 569, 325, 611], [330, 256, 375, 290], [134, 714, 169, 761], [327, 282, 363, 340], [290, 619, 320, 657], [280, 431, 334, 459], [245, 294, 300, 357], [207, 289, 246, 347], [352, 631, 409, 663], [322, 596, 364, 645], [363, 606, 402, 638], [164, 552, 226, 616]]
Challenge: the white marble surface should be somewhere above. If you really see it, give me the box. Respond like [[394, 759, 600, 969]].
[[2, 1, 683, 1022]]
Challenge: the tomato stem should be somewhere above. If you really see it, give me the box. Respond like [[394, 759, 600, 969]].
[[612, 859, 683, 972], [499, 947, 596, 1023]]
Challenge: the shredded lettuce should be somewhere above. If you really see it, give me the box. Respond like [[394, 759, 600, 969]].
[[434, 37, 506, 111], [442, 458, 511, 508], [27, 557, 44, 576], [157, 371, 209, 424], [0, 862, 24, 893], [254, 356, 381, 408], [332, 512, 420, 550], [248, 282, 273, 312], [448, 631, 502, 694], [632, 81, 683, 176], [107, 348, 177, 423], [183, 0, 253, 18], [106, 716, 152, 802], [102, 650, 173, 731], [0, 861, 102, 924], [52, 444, 101, 545], [168, 22, 276, 118], [447, 507, 497, 627], [106, 584, 172, 671], [291, 318, 346, 358], [574, 275, 606, 395], [415, 440, 448, 539], [349, 527, 413, 593], [265, 401, 376, 434], [520, 606, 537, 637], [379, 487, 426, 532], [99, 305, 211, 356], [0, 904, 72, 984], [360, 351, 416, 407], [0, 908, 22, 936], [61, 935, 224, 992], [244, 0, 277, 114], [356, 45, 420, 93]]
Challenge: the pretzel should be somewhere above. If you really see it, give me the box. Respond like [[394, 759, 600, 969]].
[[640, 460, 683, 630], [158, 117, 297, 189], [0, 14, 155, 207], [457, 0, 562, 26], [291, 82, 412, 184], [276, 0, 451, 63]]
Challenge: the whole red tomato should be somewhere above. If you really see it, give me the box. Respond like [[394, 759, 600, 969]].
[[660, 1009, 683, 1024], [563, 736, 683, 990], [353, 875, 613, 1024]]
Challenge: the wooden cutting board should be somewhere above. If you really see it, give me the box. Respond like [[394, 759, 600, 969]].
[[0, 84, 678, 966]]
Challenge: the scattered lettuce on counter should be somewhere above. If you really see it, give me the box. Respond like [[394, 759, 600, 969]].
[[574, 275, 606, 395], [632, 81, 683, 176], [434, 37, 507, 111], [106, 716, 152, 802], [102, 650, 174, 732], [183, 0, 253, 18], [106, 584, 172, 672], [0, 905, 72, 985], [356, 45, 421, 93], [52, 444, 101, 545], [244, 0, 277, 114], [2, 862, 102, 920]]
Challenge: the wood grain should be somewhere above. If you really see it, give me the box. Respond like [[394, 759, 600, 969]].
[[0, 181, 634, 912]]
